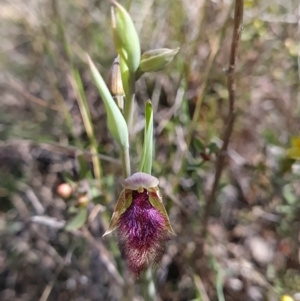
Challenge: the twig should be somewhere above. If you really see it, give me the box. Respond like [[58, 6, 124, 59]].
[[87, 204, 105, 225], [31, 216, 66, 229], [24, 188, 45, 215], [0, 138, 121, 164], [173, 1, 234, 189], [80, 227, 124, 287], [201, 0, 244, 236], [30, 216, 124, 287], [5, 78, 60, 111], [39, 249, 73, 301]]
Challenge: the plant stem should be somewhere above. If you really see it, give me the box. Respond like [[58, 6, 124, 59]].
[[120, 146, 131, 178], [141, 268, 156, 301], [124, 73, 135, 132], [216, 267, 225, 301], [201, 0, 244, 237]]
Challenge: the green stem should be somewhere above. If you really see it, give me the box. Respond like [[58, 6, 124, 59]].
[[216, 266, 225, 301], [120, 146, 131, 178], [141, 268, 156, 301], [124, 72, 135, 131], [52, 0, 72, 64]]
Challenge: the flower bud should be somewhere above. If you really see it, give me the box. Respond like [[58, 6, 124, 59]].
[[111, 1, 141, 72], [103, 172, 175, 275], [139, 48, 179, 73], [108, 56, 124, 111]]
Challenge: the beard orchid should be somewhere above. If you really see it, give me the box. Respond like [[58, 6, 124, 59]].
[[103, 172, 175, 275]]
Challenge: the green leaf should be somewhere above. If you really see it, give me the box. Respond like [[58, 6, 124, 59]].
[[192, 138, 205, 152], [278, 157, 295, 175], [87, 55, 129, 151], [186, 161, 205, 171], [208, 142, 219, 154], [139, 100, 153, 174], [283, 184, 297, 205], [111, 1, 141, 72], [65, 207, 88, 231], [77, 154, 90, 179]]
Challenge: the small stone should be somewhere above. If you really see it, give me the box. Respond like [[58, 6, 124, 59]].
[[248, 236, 274, 265], [247, 286, 263, 301], [225, 278, 243, 292]]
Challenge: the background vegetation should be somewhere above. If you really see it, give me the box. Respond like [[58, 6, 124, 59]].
[[0, 0, 300, 300]]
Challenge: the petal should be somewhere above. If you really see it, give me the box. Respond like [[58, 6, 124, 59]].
[[122, 172, 159, 191], [148, 187, 176, 236], [103, 189, 132, 236]]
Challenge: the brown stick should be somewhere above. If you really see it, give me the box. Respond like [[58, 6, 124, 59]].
[[202, 0, 244, 236]]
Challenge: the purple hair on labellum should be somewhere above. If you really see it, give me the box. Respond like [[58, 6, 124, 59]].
[[103, 172, 175, 275], [117, 188, 167, 274]]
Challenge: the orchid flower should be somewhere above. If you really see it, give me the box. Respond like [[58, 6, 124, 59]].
[[104, 172, 175, 275]]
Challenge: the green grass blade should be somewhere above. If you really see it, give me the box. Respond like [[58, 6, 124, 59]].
[[69, 69, 102, 184]]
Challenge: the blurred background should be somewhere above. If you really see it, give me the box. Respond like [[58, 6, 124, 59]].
[[0, 0, 300, 300]]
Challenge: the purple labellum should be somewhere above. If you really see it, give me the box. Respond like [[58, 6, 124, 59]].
[[103, 172, 175, 275], [117, 189, 168, 275]]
